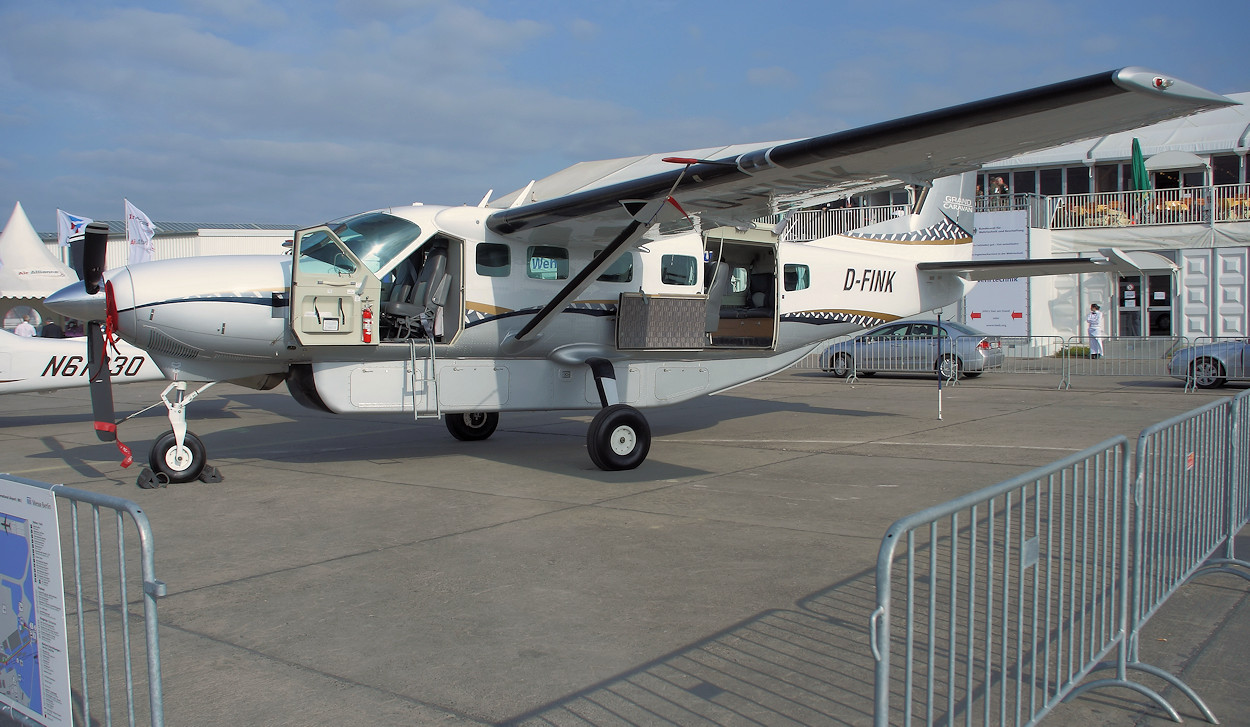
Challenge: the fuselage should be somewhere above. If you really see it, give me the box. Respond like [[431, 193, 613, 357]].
[[46, 193, 974, 415]]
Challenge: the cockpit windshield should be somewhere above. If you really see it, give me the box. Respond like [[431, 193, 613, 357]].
[[328, 212, 422, 274]]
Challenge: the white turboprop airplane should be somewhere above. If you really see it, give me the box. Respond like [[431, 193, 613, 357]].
[[45, 67, 1234, 482]]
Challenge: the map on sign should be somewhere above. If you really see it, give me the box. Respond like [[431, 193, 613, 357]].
[[0, 515, 41, 714], [0, 478, 71, 727]]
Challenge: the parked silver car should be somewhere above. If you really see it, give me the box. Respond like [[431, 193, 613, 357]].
[[1168, 339, 1250, 388], [820, 320, 1005, 379]]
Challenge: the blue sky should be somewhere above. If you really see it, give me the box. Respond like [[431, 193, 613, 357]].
[[1, 0, 1245, 230]]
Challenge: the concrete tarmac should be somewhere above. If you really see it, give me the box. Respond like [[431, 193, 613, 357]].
[[0, 369, 1245, 726]]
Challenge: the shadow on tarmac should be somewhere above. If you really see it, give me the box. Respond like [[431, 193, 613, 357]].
[[10, 389, 899, 486], [500, 565, 880, 726]]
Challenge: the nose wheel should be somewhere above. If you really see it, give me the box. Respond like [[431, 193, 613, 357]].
[[149, 430, 207, 483], [132, 381, 221, 488]]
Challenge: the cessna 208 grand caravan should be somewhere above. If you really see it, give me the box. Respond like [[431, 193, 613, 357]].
[[46, 67, 1235, 481]]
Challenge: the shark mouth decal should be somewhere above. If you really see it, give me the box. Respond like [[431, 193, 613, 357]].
[[781, 310, 895, 328], [845, 213, 971, 245]]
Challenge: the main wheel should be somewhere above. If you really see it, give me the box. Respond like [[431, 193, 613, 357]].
[[446, 412, 499, 441], [828, 353, 853, 378], [937, 354, 962, 380], [587, 404, 651, 471], [1190, 357, 1227, 389], [149, 430, 207, 484]]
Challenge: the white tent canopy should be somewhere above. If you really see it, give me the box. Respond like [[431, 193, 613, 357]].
[[0, 202, 78, 299], [985, 92, 1250, 168], [1144, 150, 1209, 171]]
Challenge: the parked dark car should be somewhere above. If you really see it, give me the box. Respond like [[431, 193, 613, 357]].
[[820, 320, 1005, 379]]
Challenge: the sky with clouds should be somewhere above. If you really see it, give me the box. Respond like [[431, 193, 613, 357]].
[[1, 0, 1245, 230]]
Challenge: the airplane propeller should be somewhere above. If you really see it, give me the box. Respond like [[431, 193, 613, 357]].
[[78, 222, 133, 466], [81, 221, 108, 295]]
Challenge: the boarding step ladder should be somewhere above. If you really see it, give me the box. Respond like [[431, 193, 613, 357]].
[[408, 337, 441, 420]]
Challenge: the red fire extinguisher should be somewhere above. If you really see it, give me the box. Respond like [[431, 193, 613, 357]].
[[362, 304, 374, 343]]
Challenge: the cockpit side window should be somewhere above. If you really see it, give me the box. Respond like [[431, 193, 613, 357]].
[[477, 243, 511, 277], [298, 229, 357, 276], [328, 212, 422, 274]]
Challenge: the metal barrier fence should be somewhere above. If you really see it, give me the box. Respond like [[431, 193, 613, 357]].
[[871, 391, 1250, 725], [0, 475, 165, 727], [870, 438, 1130, 726]]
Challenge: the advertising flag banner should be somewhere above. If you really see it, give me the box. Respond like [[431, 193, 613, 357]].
[[55, 209, 93, 248], [125, 199, 156, 265]]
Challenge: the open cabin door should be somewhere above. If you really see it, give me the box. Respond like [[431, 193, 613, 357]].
[[290, 225, 383, 346]]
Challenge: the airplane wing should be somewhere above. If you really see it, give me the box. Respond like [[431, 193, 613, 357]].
[[917, 248, 1156, 281], [487, 67, 1235, 241]]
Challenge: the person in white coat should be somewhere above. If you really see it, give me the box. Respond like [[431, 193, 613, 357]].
[[1087, 303, 1104, 358], [13, 315, 35, 338]]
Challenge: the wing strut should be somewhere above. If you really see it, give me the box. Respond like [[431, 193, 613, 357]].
[[507, 161, 696, 347], [507, 197, 668, 347]]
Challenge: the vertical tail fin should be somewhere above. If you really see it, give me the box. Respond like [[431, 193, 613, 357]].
[[844, 171, 977, 244]]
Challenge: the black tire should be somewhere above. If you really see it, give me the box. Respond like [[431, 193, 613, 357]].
[[446, 412, 499, 441], [828, 353, 853, 378], [148, 430, 207, 484], [1190, 357, 1227, 389], [586, 404, 651, 471], [937, 354, 962, 380]]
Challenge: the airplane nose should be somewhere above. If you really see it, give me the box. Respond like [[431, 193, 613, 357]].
[[45, 281, 108, 322]]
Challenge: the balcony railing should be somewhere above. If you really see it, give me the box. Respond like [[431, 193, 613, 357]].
[[1048, 183, 1250, 229], [776, 184, 1250, 242], [777, 204, 911, 242]]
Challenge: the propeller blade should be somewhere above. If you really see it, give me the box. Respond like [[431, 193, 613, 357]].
[[86, 321, 116, 442], [82, 221, 109, 295]]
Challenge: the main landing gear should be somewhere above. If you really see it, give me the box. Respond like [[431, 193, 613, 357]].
[[439, 359, 653, 471], [584, 358, 651, 471], [587, 404, 651, 470]]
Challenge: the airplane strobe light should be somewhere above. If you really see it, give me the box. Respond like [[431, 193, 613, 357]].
[[45, 67, 1236, 481]]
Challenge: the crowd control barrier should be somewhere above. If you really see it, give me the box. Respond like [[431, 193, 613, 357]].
[[870, 439, 1130, 726], [0, 475, 166, 727], [871, 390, 1250, 726]]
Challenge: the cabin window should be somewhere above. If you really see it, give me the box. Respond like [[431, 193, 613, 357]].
[[476, 243, 510, 277], [730, 266, 749, 293], [527, 246, 569, 280], [660, 254, 697, 285], [596, 251, 633, 283], [784, 264, 810, 291]]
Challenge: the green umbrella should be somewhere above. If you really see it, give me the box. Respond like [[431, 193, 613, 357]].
[[1131, 137, 1151, 191]]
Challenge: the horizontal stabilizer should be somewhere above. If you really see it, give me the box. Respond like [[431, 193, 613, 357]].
[[918, 248, 1153, 281]]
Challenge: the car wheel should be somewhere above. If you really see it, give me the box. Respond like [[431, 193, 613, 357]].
[[829, 353, 853, 378], [937, 354, 962, 380], [1190, 357, 1227, 389], [446, 412, 499, 441]]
